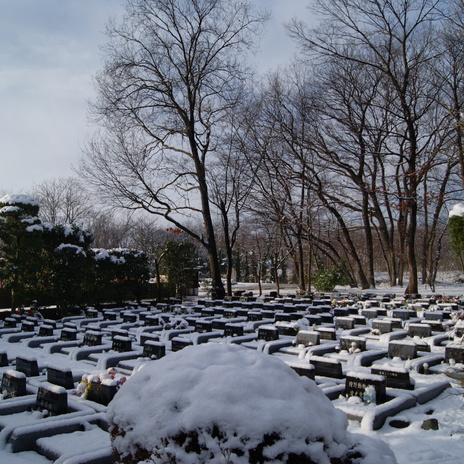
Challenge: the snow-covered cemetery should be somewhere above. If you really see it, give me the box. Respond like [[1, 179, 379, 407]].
[[2, 0, 464, 463]]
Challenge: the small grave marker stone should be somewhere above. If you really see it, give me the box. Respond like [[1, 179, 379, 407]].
[[143, 340, 166, 359], [388, 340, 417, 360], [47, 367, 74, 390], [39, 325, 54, 337], [257, 326, 279, 341], [345, 372, 387, 403], [112, 336, 132, 352], [309, 356, 344, 379], [224, 324, 244, 337], [445, 343, 464, 364], [60, 328, 77, 341], [371, 366, 413, 390], [83, 330, 103, 346], [296, 330, 320, 346], [408, 323, 432, 338], [15, 356, 39, 377], [372, 319, 393, 334], [339, 336, 367, 352], [335, 317, 355, 330], [1, 370, 26, 397]]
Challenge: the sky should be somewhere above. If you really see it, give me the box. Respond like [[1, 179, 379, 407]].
[[0, 0, 314, 195]]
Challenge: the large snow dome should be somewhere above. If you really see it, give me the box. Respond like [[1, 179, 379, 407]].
[[108, 343, 396, 464]]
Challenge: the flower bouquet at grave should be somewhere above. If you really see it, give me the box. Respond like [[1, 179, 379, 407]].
[[74, 367, 127, 404]]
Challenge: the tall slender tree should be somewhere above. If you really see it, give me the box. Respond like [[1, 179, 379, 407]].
[[79, 0, 268, 299]]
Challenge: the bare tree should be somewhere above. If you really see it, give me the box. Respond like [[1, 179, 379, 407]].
[[289, 0, 446, 294], [79, 0, 268, 299], [30, 177, 93, 225]]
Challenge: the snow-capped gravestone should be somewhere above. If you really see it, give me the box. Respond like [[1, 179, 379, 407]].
[[108, 343, 397, 464]]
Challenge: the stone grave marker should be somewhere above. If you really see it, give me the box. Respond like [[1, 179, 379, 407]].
[[335, 317, 355, 330], [334, 308, 350, 317], [224, 324, 244, 337], [445, 342, 464, 363], [408, 323, 432, 338], [112, 336, 132, 352], [339, 336, 367, 352], [422, 320, 444, 332], [424, 311, 443, 322], [257, 326, 279, 341], [39, 325, 54, 337], [103, 311, 118, 321], [47, 367, 74, 390], [86, 308, 99, 318], [247, 311, 263, 321], [361, 309, 379, 319], [316, 327, 337, 341], [371, 366, 413, 390], [388, 340, 417, 360], [145, 315, 161, 326], [171, 337, 193, 352], [60, 328, 77, 341], [15, 356, 39, 377], [195, 320, 213, 332], [1, 370, 27, 397], [391, 309, 410, 321], [122, 313, 138, 323], [143, 340, 166, 359], [345, 372, 387, 403], [287, 362, 315, 380], [372, 319, 393, 334], [4, 317, 17, 328], [0, 351, 8, 367], [86, 382, 118, 406], [389, 318, 403, 329], [296, 330, 320, 346], [83, 330, 103, 346], [21, 320, 35, 332], [309, 356, 344, 379]]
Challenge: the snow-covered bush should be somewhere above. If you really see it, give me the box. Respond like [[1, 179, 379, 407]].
[[108, 343, 397, 464]]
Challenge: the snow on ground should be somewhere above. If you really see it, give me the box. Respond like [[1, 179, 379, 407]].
[[0, 276, 463, 463]]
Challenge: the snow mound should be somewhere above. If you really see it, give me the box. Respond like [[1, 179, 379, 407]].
[[449, 202, 464, 218], [108, 343, 396, 464]]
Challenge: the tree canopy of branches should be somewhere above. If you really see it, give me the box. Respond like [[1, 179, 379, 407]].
[[79, 0, 268, 299]]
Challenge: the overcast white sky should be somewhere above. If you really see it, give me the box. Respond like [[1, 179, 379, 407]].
[[0, 0, 315, 194]]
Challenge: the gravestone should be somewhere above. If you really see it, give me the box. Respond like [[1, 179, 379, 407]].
[[39, 325, 54, 337], [247, 312, 263, 321], [224, 309, 237, 318], [424, 312, 443, 322], [371, 366, 413, 390], [309, 356, 344, 379], [392, 309, 410, 321], [275, 313, 293, 322], [408, 323, 432, 338], [276, 324, 298, 336], [122, 313, 138, 323], [145, 315, 161, 326], [345, 372, 387, 403], [257, 326, 279, 341], [445, 343, 464, 364], [296, 330, 320, 347], [0, 351, 8, 367], [316, 327, 337, 341], [4, 317, 17, 328], [304, 315, 322, 325], [15, 356, 39, 377], [21, 321, 35, 332], [422, 320, 444, 332], [339, 336, 367, 352], [139, 333, 160, 346], [60, 328, 77, 341], [86, 308, 99, 318], [83, 330, 103, 346], [335, 317, 355, 330], [103, 311, 118, 321], [86, 382, 118, 406], [372, 319, 393, 334], [224, 324, 244, 337], [361, 309, 379, 319], [112, 336, 132, 352], [143, 340, 166, 359], [390, 318, 403, 329], [171, 337, 193, 352], [47, 367, 74, 389], [36, 383, 68, 415], [288, 362, 315, 380], [334, 308, 350, 317], [1, 370, 27, 397], [195, 320, 213, 333], [388, 340, 417, 360]]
